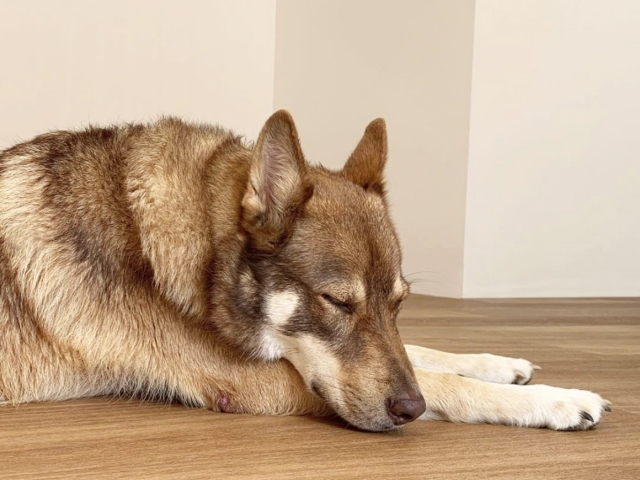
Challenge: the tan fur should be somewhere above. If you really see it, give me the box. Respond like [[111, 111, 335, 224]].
[[0, 111, 610, 432]]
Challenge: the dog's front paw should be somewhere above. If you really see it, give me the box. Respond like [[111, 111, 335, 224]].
[[518, 385, 612, 430], [457, 353, 541, 385]]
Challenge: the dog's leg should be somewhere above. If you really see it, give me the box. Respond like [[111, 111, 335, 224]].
[[414, 368, 611, 430], [405, 344, 540, 384], [1, 313, 328, 417], [195, 347, 330, 417], [1, 287, 327, 417]]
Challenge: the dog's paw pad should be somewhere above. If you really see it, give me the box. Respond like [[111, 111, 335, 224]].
[[207, 392, 239, 414]]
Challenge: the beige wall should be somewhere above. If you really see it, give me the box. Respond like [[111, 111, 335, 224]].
[[274, 0, 475, 297], [463, 0, 640, 297], [4, 1, 637, 298], [0, 1, 276, 148]]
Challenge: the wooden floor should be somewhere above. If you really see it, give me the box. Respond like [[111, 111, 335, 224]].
[[2, 295, 639, 479]]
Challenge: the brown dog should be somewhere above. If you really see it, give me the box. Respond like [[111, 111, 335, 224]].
[[0, 111, 610, 431]]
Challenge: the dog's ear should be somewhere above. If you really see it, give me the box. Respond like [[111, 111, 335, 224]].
[[341, 118, 388, 195], [242, 110, 313, 253]]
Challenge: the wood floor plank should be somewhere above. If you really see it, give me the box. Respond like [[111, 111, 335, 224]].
[[2, 295, 639, 479]]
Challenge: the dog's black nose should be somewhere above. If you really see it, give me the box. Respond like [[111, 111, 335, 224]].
[[386, 388, 426, 425]]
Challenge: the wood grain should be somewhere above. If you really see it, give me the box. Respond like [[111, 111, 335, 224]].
[[2, 295, 639, 479]]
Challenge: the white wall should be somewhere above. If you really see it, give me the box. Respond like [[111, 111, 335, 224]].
[[0, 0, 276, 148], [274, 0, 475, 297], [463, 0, 640, 297]]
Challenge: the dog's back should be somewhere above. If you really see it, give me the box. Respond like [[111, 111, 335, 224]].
[[0, 119, 252, 402]]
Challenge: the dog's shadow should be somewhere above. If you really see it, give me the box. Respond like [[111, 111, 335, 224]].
[[304, 414, 407, 436]]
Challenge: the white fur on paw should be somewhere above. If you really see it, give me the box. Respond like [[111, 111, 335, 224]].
[[519, 385, 612, 430], [404, 345, 540, 385], [459, 354, 541, 385]]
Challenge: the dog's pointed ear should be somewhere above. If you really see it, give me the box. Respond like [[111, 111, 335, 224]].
[[242, 110, 313, 253], [341, 118, 388, 195]]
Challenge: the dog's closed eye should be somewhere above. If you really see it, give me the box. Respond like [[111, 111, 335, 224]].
[[391, 298, 405, 312], [321, 293, 353, 315]]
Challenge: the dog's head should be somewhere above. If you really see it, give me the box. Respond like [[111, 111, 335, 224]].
[[238, 110, 425, 431]]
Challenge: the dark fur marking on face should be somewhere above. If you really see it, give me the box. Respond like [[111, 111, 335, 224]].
[[310, 382, 325, 400]]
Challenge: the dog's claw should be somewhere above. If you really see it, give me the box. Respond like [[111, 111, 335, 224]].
[[580, 411, 594, 422], [512, 370, 532, 385], [604, 402, 612, 413], [532, 364, 542, 370]]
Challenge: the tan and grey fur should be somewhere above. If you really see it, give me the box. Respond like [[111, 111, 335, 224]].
[[0, 111, 610, 431]]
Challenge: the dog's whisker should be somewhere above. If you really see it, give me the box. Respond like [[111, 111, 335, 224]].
[[404, 270, 441, 278], [406, 278, 440, 285]]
